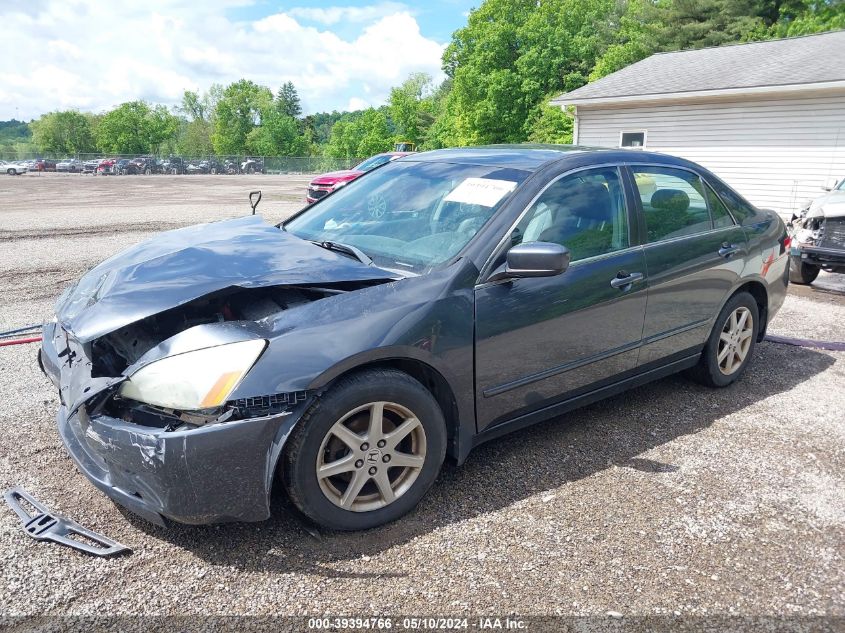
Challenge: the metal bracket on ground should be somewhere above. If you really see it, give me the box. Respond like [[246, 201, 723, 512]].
[[4, 487, 131, 557]]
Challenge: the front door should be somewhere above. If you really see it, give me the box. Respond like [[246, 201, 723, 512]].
[[474, 166, 648, 432]]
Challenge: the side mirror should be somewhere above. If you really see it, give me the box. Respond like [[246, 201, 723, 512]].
[[822, 177, 838, 191], [489, 242, 570, 282]]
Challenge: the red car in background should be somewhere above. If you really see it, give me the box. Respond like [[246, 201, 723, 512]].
[[33, 158, 57, 172], [96, 158, 118, 175], [305, 152, 412, 204]]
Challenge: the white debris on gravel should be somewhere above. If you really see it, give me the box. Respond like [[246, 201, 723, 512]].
[[0, 174, 842, 617]]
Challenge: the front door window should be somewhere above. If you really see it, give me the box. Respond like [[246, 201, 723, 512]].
[[512, 167, 629, 261]]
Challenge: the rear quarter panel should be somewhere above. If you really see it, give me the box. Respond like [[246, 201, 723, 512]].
[[738, 208, 789, 324]]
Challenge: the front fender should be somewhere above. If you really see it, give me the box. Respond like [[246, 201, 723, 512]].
[[229, 261, 477, 425]]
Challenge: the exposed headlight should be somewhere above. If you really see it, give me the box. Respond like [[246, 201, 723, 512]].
[[119, 339, 266, 410]]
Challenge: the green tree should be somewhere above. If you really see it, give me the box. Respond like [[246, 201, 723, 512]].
[[768, 0, 845, 36], [325, 108, 392, 159], [96, 101, 179, 154], [175, 88, 217, 155], [590, 0, 662, 80], [654, 0, 772, 49], [0, 119, 35, 157], [212, 80, 273, 155], [30, 111, 97, 154], [389, 72, 436, 146], [176, 119, 214, 156], [527, 103, 574, 144], [441, 0, 615, 144], [246, 107, 309, 156], [179, 90, 208, 121], [147, 105, 180, 152], [276, 81, 303, 119]]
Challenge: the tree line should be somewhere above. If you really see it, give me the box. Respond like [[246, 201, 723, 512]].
[[3, 0, 841, 159]]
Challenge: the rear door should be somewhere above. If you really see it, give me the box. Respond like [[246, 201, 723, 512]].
[[474, 166, 648, 431], [627, 165, 747, 367]]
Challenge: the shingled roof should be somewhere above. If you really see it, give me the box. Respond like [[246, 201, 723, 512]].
[[552, 30, 845, 107]]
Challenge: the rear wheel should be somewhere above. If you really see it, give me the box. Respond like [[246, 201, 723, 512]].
[[688, 292, 759, 388], [789, 255, 820, 284], [282, 369, 446, 530]]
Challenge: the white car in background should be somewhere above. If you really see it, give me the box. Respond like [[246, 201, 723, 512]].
[[1, 160, 29, 175], [788, 176, 845, 284]]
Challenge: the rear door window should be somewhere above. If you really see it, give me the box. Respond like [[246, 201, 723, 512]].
[[705, 185, 736, 229], [708, 179, 756, 222], [632, 167, 711, 242]]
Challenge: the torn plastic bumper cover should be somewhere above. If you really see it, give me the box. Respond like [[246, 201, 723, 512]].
[[41, 321, 308, 527], [5, 487, 131, 557]]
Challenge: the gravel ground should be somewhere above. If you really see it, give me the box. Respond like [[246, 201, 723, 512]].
[[0, 173, 843, 620]]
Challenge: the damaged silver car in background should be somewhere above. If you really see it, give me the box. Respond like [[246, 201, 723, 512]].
[[788, 176, 845, 284]]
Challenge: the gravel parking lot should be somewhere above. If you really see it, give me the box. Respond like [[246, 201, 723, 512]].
[[0, 173, 843, 621]]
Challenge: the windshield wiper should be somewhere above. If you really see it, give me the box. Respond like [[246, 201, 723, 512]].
[[310, 240, 373, 266]]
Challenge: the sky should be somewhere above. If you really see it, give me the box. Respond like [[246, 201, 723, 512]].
[[0, 0, 477, 121]]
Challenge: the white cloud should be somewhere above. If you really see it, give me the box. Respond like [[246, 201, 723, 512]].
[[288, 2, 409, 25], [0, 1, 445, 120], [347, 97, 369, 110]]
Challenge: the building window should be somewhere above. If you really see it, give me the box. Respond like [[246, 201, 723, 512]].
[[620, 131, 646, 149]]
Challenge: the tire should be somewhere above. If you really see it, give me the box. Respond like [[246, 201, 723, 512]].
[[788, 255, 820, 285], [688, 292, 760, 388], [7, 168, 15, 175], [282, 368, 447, 531], [210, 167, 217, 175], [247, 166, 255, 174], [144, 168, 151, 175]]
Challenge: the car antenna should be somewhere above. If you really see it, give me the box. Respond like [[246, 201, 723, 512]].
[[249, 190, 262, 215]]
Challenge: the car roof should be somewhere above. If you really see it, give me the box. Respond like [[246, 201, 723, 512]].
[[401, 144, 697, 173]]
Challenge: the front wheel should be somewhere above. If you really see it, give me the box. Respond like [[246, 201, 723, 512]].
[[688, 292, 759, 388], [6, 169, 15, 175], [282, 369, 446, 531], [788, 255, 820, 285]]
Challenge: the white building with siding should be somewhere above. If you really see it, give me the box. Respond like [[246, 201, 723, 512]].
[[551, 31, 845, 217]]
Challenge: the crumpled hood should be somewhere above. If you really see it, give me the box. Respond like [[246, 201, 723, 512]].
[[310, 170, 361, 185], [808, 190, 845, 219], [56, 214, 396, 342]]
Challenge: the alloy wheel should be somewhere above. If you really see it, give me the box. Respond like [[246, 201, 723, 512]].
[[316, 401, 427, 512], [717, 306, 753, 375]]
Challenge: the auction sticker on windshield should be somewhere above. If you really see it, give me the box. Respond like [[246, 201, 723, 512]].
[[444, 177, 517, 207]]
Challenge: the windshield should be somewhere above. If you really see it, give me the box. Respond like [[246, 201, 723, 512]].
[[285, 160, 529, 273], [354, 154, 393, 172], [837, 179, 845, 191]]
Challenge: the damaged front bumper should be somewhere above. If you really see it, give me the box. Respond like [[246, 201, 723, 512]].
[[40, 321, 307, 527], [793, 244, 845, 269]]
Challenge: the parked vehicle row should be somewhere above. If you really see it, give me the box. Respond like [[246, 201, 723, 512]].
[[4, 156, 268, 176]]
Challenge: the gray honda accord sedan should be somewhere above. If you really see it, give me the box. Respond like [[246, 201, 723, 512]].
[[40, 145, 789, 530]]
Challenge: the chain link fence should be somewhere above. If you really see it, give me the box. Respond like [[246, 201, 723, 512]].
[[0, 153, 362, 175]]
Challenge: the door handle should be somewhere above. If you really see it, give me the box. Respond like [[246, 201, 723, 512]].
[[718, 243, 739, 258], [610, 271, 644, 289]]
